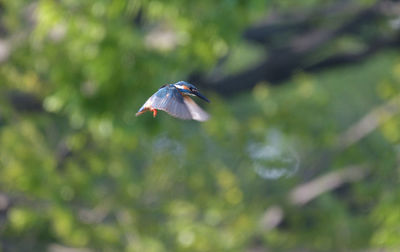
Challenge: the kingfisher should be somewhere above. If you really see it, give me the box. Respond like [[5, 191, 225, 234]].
[[136, 81, 210, 121]]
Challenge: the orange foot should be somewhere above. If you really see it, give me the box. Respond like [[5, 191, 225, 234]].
[[150, 108, 158, 117]]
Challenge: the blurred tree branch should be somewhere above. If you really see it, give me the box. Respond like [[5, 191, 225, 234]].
[[289, 164, 368, 206], [6, 90, 43, 113], [337, 93, 400, 149], [242, 0, 361, 46], [304, 93, 400, 179], [192, 0, 400, 95], [257, 92, 400, 239], [260, 164, 369, 232]]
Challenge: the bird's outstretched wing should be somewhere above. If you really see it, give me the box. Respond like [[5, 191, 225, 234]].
[[183, 96, 210, 122], [137, 85, 210, 121], [137, 86, 192, 120]]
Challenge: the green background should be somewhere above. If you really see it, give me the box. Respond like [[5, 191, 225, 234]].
[[0, 0, 399, 251]]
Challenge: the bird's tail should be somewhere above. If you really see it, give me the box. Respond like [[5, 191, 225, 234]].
[[135, 106, 146, 116]]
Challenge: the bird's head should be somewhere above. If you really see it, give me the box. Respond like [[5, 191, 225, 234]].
[[173, 81, 210, 102]]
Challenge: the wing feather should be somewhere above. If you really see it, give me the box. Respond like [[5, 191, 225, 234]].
[[183, 96, 210, 121], [137, 85, 209, 121], [141, 86, 192, 119]]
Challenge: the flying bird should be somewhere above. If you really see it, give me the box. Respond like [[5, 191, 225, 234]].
[[136, 81, 210, 121]]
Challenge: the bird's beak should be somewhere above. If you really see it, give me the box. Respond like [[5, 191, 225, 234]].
[[193, 90, 210, 103]]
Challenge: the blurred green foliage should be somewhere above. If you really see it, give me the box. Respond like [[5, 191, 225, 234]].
[[1, 0, 400, 251]]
